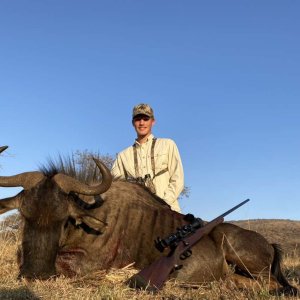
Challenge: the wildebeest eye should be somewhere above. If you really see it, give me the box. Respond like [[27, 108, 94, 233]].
[[69, 193, 104, 210]]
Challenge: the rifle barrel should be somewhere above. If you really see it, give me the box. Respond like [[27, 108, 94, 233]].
[[215, 199, 249, 220]]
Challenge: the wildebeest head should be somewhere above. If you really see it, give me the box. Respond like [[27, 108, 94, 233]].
[[0, 158, 112, 279]]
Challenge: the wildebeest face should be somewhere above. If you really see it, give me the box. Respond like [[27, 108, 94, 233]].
[[0, 158, 112, 280], [17, 179, 70, 279], [20, 179, 69, 223]]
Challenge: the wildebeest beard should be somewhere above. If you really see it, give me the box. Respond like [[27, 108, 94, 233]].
[[18, 220, 64, 279]]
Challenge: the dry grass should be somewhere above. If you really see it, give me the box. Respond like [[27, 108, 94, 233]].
[[0, 218, 299, 299]]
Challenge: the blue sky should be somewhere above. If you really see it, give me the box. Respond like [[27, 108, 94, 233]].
[[1, 1, 299, 221]]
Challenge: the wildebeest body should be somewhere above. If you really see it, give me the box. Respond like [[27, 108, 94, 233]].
[[56, 181, 187, 275], [0, 159, 298, 295], [55, 181, 278, 284]]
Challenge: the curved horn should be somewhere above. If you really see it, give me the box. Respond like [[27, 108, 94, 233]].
[[0, 194, 23, 215], [0, 145, 8, 154], [0, 172, 45, 190], [53, 158, 112, 195]]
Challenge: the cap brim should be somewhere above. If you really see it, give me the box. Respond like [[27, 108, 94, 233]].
[[133, 113, 152, 118]]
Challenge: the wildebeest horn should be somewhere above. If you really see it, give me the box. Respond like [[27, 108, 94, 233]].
[[0, 145, 8, 154], [0, 172, 45, 190], [53, 158, 112, 195], [0, 146, 45, 189], [0, 194, 23, 214]]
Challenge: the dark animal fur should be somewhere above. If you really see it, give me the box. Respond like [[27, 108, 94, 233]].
[[0, 155, 297, 295]]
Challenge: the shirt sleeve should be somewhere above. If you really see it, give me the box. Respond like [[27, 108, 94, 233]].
[[163, 140, 184, 205], [111, 154, 126, 180]]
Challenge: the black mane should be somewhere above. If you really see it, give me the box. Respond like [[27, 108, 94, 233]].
[[39, 154, 104, 183]]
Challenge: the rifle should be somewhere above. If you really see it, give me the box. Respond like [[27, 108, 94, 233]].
[[127, 199, 250, 292]]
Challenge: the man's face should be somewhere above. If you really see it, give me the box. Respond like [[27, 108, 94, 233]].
[[132, 115, 155, 137]]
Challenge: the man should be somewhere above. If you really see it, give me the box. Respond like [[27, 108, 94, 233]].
[[111, 103, 184, 212]]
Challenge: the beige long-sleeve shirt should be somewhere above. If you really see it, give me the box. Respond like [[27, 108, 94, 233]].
[[111, 134, 184, 212]]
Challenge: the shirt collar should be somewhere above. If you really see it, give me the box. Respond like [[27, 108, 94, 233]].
[[134, 134, 155, 146]]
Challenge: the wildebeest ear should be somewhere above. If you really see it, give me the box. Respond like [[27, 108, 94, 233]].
[[73, 214, 108, 233], [0, 194, 22, 215], [68, 204, 107, 233]]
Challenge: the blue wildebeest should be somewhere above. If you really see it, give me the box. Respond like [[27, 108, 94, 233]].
[[0, 156, 298, 295]]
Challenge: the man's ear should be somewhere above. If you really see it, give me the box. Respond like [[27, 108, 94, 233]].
[[68, 204, 107, 233]]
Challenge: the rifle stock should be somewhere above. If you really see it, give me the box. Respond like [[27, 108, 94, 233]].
[[127, 199, 249, 292]]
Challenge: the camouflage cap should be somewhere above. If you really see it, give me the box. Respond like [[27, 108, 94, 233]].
[[132, 103, 154, 119]]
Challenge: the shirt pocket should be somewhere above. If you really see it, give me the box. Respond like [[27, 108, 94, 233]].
[[153, 152, 168, 172]]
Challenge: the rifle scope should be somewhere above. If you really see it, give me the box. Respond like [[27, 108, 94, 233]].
[[155, 217, 204, 252]]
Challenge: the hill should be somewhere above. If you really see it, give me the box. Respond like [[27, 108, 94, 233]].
[[231, 219, 300, 257]]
